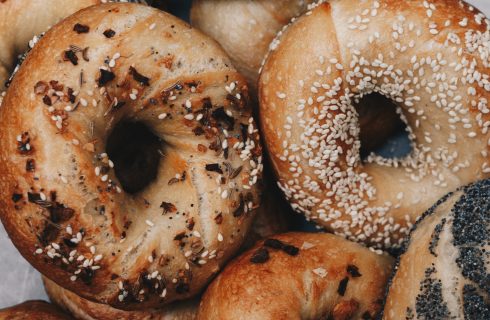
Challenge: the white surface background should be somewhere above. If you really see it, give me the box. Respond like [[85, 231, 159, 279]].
[[1, 0, 490, 308]]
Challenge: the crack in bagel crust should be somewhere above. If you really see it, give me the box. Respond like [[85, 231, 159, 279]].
[[0, 3, 262, 310], [259, 0, 490, 249]]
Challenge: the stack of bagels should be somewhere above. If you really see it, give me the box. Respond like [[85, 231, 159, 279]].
[[0, 0, 488, 319]]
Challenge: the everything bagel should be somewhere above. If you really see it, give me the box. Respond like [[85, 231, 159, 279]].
[[259, 0, 490, 249], [43, 276, 198, 320], [0, 3, 262, 310], [197, 232, 394, 320]]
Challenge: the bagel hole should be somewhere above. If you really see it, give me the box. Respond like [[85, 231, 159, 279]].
[[106, 121, 162, 194], [354, 93, 411, 159]]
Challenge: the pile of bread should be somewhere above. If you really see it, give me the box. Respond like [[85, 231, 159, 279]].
[[0, 0, 488, 319]]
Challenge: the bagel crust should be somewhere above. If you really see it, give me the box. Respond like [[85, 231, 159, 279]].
[[0, 301, 70, 320], [190, 0, 316, 91], [197, 232, 394, 320], [259, 0, 490, 249], [0, 0, 151, 89], [43, 276, 197, 320], [383, 179, 490, 319], [0, 3, 262, 310]]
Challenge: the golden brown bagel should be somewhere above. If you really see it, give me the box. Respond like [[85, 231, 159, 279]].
[[190, 0, 315, 92], [43, 277, 197, 320], [0, 301, 70, 320], [259, 0, 490, 249], [0, 3, 262, 310], [383, 179, 490, 319], [197, 232, 394, 320]]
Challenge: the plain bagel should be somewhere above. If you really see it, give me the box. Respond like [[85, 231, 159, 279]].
[[0, 2, 262, 310], [197, 232, 394, 320], [190, 0, 315, 92], [259, 0, 490, 249]]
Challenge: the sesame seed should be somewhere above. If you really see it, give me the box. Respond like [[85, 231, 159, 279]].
[[146, 220, 155, 227], [312, 267, 328, 278], [221, 190, 228, 199], [276, 92, 287, 99]]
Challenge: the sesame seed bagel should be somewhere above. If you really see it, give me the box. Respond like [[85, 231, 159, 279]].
[[0, 301, 70, 320], [197, 232, 394, 320], [383, 179, 490, 319], [0, 3, 262, 310], [43, 276, 198, 320], [0, 0, 151, 90], [259, 0, 490, 249]]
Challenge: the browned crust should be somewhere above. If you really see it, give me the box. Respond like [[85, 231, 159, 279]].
[[0, 301, 70, 320], [0, 2, 262, 310], [197, 232, 394, 320], [44, 276, 197, 320], [258, 0, 490, 249]]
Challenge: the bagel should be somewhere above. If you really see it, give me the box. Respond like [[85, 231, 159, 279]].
[[0, 300, 70, 320], [190, 0, 315, 92], [259, 0, 490, 249], [382, 179, 490, 319], [197, 232, 394, 320], [0, 0, 152, 90], [43, 276, 197, 320], [0, 2, 262, 310]]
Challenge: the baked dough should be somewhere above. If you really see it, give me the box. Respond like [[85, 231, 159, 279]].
[[198, 232, 394, 319], [0, 2, 262, 310], [259, 0, 490, 249]]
